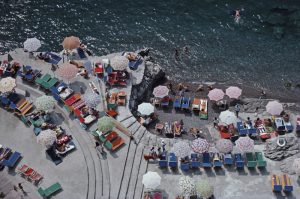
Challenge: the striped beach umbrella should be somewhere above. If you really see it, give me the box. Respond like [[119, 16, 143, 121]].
[[34, 95, 56, 111], [24, 37, 41, 52], [178, 176, 196, 197], [152, 85, 169, 98], [216, 139, 233, 154], [191, 138, 210, 154], [172, 141, 191, 159], [266, 100, 283, 115], [0, 77, 16, 93], [226, 86, 242, 99], [208, 88, 224, 101], [57, 63, 78, 83], [235, 137, 254, 153]]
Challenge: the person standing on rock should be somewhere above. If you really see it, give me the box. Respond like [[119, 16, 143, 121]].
[[235, 103, 240, 117]]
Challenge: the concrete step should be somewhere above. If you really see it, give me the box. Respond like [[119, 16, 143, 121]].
[[134, 127, 147, 143], [121, 116, 137, 128], [128, 121, 141, 135], [117, 111, 132, 122]]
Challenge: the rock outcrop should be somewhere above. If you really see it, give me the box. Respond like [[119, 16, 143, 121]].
[[280, 154, 300, 175], [264, 134, 299, 161], [129, 56, 165, 115]]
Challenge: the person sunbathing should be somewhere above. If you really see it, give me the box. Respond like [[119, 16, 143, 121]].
[[126, 52, 138, 61]]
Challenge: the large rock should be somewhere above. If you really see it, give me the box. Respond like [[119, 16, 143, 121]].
[[129, 56, 165, 115], [280, 154, 300, 175], [264, 134, 300, 161]]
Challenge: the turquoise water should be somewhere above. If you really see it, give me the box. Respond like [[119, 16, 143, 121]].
[[1, 0, 300, 99]]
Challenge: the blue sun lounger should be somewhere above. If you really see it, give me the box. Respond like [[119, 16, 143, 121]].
[[272, 174, 282, 192], [235, 153, 244, 169], [1, 151, 21, 168], [173, 96, 182, 109], [181, 97, 190, 110], [158, 151, 168, 168], [191, 153, 201, 168], [213, 153, 222, 167], [202, 152, 212, 168], [237, 122, 248, 135], [223, 153, 234, 165], [44, 52, 62, 65], [169, 153, 178, 168]]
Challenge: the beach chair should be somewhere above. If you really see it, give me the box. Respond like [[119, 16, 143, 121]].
[[1, 151, 21, 168], [245, 152, 257, 168], [223, 153, 234, 165], [64, 93, 81, 106], [44, 52, 62, 65], [274, 117, 286, 132], [41, 77, 59, 90], [173, 96, 182, 109], [111, 137, 125, 151], [181, 97, 190, 110], [38, 182, 62, 198], [237, 122, 248, 135], [283, 120, 294, 132], [271, 174, 282, 192], [180, 159, 190, 171], [158, 152, 168, 168], [192, 98, 200, 111], [160, 96, 170, 108], [202, 152, 212, 168], [168, 152, 178, 168], [199, 99, 208, 120], [20, 115, 31, 127], [191, 153, 201, 168], [213, 153, 222, 167], [282, 174, 293, 192], [17, 164, 29, 175], [235, 153, 244, 169], [255, 152, 267, 168], [35, 73, 51, 85], [29, 172, 43, 184]]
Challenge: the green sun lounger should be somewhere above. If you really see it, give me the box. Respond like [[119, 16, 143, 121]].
[[38, 182, 62, 198], [41, 78, 59, 90], [20, 115, 31, 127], [255, 152, 267, 168], [29, 117, 44, 127], [35, 73, 51, 85], [245, 152, 257, 168]]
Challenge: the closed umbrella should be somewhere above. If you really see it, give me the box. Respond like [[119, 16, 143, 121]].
[[226, 86, 242, 99], [208, 88, 224, 101], [138, 103, 154, 116], [83, 92, 101, 108], [142, 171, 161, 190], [266, 101, 283, 115], [34, 96, 56, 111], [191, 138, 210, 154], [62, 36, 80, 50], [110, 56, 128, 71], [24, 37, 41, 52], [216, 139, 233, 154], [153, 85, 169, 98], [57, 63, 78, 83], [293, 158, 300, 175], [219, 110, 237, 125], [172, 141, 191, 158], [37, 129, 56, 149], [178, 176, 196, 197], [235, 137, 254, 153], [195, 179, 214, 199], [0, 77, 16, 93], [97, 116, 115, 133]]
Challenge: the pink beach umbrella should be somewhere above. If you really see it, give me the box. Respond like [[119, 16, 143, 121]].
[[235, 137, 254, 153], [191, 138, 210, 154], [62, 36, 80, 50], [226, 86, 242, 99], [216, 139, 233, 154], [266, 100, 283, 115], [208, 88, 224, 101], [57, 63, 78, 83], [152, 85, 169, 98]]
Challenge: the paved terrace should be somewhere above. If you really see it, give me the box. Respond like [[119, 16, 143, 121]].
[[0, 49, 299, 199]]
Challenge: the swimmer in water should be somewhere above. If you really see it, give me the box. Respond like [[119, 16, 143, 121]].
[[230, 9, 243, 24], [174, 48, 180, 61]]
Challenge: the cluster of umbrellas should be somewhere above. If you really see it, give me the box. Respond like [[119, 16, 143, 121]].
[[208, 86, 242, 101], [178, 176, 214, 198]]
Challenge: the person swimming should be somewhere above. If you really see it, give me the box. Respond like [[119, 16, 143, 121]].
[[230, 9, 243, 24]]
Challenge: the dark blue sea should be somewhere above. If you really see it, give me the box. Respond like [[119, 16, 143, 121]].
[[1, 0, 300, 100]]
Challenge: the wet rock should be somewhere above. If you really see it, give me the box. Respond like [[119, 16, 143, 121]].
[[264, 134, 300, 161]]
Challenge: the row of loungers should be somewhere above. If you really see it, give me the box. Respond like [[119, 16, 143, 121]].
[[18, 164, 43, 184], [272, 174, 293, 192], [158, 152, 266, 171]]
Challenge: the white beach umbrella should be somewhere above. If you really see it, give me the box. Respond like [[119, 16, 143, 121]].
[[293, 158, 300, 175], [219, 110, 237, 125], [152, 85, 169, 98], [83, 92, 101, 108], [23, 37, 41, 52], [178, 176, 196, 197], [216, 139, 233, 154], [208, 88, 224, 101], [172, 141, 191, 158], [235, 137, 254, 153], [191, 138, 210, 154], [34, 95, 56, 111], [57, 63, 78, 83], [142, 171, 161, 190], [37, 129, 57, 149], [226, 86, 242, 99], [0, 77, 16, 93], [266, 100, 283, 115], [62, 36, 80, 50], [137, 103, 154, 116], [195, 179, 214, 199], [110, 55, 128, 71]]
